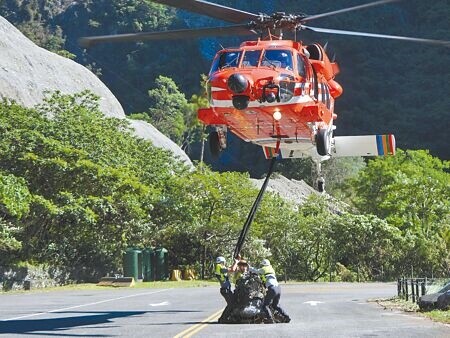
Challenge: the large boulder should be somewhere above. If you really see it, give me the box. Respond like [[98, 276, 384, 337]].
[[0, 16, 191, 165]]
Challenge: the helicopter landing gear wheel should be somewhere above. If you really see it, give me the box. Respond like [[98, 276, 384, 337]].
[[315, 128, 331, 156], [209, 129, 227, 158]]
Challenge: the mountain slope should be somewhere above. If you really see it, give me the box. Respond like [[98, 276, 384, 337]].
[[0, 16, 192, 165]]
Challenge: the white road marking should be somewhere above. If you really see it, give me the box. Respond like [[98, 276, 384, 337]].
[[381, 312, 413, 317], [303, 301, 324, 306], [149, 301, 169, 307], [2, 289, 169, 321], [381, 312, 403, 316]]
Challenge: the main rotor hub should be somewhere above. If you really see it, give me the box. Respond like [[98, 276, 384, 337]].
[[249, 12, 308, 32]]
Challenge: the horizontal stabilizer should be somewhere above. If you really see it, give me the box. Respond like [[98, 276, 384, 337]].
[[262, 146, 281, 159], [333, 134, 395, 157]]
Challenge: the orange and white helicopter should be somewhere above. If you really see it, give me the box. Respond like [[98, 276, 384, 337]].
[[80, 0, 450, 192]]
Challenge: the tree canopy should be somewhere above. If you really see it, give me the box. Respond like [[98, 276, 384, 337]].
[[0, 0, 448, 283], [0, 94, 448, 281]]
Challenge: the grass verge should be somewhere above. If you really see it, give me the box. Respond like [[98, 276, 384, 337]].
[[374, 297, 449, 324], [1, 280, 216, 295]]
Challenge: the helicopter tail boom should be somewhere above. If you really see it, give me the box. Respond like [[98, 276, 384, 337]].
[[332, 134, 395, 157], [261, 134, 395, 159]]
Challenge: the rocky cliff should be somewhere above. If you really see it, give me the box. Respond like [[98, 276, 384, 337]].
[[0, 16, 192, 165], [251, 175, 317, 206]]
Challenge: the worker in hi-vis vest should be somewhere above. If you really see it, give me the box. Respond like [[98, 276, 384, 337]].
[[214, 256, 236, 305], [252, 258, 290, 323], [215, 256, 240, 323]]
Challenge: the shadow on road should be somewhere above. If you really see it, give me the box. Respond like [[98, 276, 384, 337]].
[[0, 310, 200, 335]]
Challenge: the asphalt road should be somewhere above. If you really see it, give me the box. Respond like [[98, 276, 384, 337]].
[[0, 283, 449, 337]]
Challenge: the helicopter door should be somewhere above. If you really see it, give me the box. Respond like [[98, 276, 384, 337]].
[[311, 67, 319, 100], [297, 54, 307, 79], [305, 45, 322, 100]]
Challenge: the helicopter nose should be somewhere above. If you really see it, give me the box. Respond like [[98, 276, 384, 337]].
[[227, 73, 248, 94]]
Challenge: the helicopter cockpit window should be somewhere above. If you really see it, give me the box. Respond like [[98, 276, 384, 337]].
[[209, 51, 242, 74], [219, 51, 241, 69], [242, 50, 261, 67], [262, 50, 293, 70], [297, 54, 306, 78]]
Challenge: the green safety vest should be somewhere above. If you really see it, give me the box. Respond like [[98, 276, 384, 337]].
[[233, 271, 243, 283], [215, 263, 228, 283], [260, 265, 276, 284]]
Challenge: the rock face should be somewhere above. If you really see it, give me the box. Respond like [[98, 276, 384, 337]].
[[251, 175, 317, 205], [0, 265, 68, 291], [129, 119, 192, 163], [0, 16, 192, 165]]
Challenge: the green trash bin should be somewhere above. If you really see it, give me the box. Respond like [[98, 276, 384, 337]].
[[137, 251, 143, 280], [142, 248, 155, 282], [154, 248, 169, 281], [123, 248, 142, 281]]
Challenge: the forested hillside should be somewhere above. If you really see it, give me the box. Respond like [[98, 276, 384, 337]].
[[0, 1, 448, 283], [1, 0, 448, 173]]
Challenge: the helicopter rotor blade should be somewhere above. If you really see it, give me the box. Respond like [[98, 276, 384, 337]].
[[78, 24, 256, 48], [302, 0, 401, 23], [152, 0, 260, 24], [301, 25, 450, 47]]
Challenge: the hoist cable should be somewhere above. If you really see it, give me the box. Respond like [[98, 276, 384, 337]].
[[233, 156, 277, 259]]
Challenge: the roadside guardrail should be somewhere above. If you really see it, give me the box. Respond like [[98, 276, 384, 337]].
[[397, 277, 433, 303]]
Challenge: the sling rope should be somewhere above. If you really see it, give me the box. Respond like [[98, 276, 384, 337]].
[[233, 156, 277, 259]]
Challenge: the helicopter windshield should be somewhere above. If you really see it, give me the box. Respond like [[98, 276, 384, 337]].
[[242, 50, 261, 67], [210, 51, 242, 74], [262, 49, 293, 70]]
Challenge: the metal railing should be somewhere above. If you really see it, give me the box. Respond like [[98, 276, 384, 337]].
[[397, 277, 428, 303]]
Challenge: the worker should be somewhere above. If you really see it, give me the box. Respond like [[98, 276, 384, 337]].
[[215, 256, 234, 305], [232, 259, 250, 283], [216, 256, 240, 323], [252, 258, 290, 323]]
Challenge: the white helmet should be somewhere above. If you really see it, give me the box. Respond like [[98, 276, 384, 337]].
[[216, 256, 226, 264], [261, 259, 271, 266]]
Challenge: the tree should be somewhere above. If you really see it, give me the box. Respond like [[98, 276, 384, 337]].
[[182, 74, 209, 159], [349, 150, 449, 230], [330, 213, 403, 281], [151, 166, 259, 277], [0, 92, 187, 279], [347, 150, 450, 277], [256, 194, 337, 281], [0, 172, 32, 219], [0, 172, 31, 262], [146, 76, 188, 144]]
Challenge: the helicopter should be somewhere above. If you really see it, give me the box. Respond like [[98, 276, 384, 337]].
[[79, 0, 450, 192]]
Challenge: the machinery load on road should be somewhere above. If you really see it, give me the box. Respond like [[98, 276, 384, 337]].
[[219, 272, 290, 324]]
